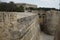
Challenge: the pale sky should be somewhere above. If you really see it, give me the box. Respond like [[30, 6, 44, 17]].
[[1, 0, 59, 9]]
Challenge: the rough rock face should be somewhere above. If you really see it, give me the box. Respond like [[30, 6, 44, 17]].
[[45, 10, 59, 35], [54, 11, 60, 40], [0, 12, 40, 40]]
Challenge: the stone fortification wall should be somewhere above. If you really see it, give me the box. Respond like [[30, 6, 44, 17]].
[[45, 10, 59, 35], [0, 12, 40, 40], [54, 11, 60, 40]]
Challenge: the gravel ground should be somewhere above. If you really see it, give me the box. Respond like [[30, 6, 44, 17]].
[[40, 32, 54, 40]]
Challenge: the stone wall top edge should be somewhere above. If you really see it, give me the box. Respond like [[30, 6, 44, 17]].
[[0, 12, 35, 13], [0, 12, 37, 15], [17, 15, 37, 19]]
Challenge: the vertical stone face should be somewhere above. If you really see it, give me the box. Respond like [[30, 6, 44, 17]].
[[0, 12, 17, 40], [54, 11, 60, 40], [0, 13, 5, 40], [45, 10, 59, 35], [0, 12, 40, 40]]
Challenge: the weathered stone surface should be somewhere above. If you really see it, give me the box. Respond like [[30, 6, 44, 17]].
[[54, 11, 60, 40], [0, 12, 40, 40], [45, 10, 59, 35]]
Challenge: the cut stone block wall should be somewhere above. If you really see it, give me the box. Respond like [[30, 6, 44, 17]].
[[0, 12, 40, 40], [45, 10, 60, 35], [54, 11, 60, 40]]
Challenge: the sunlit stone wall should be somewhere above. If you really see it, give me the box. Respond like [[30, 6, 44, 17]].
[[0, 12, 40, 40], [46, 10, 59, 35]]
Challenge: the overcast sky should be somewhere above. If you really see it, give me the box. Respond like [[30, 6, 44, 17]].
[[1, 0, 59, 9]]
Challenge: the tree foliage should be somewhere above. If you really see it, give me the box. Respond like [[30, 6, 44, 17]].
[[27, 7, 59, 11], [0, 2, 24, 12], [16, 6, 24, 12]]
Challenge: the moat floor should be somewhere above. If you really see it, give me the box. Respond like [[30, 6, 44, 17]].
[[40, 32, 54, 40]]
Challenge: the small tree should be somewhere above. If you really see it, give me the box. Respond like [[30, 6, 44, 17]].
[[0, 2, 24, 12], [16, 6, 24, 12], [7, 1, 17, 12], [0, 2, 17, 12]]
